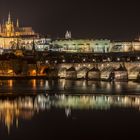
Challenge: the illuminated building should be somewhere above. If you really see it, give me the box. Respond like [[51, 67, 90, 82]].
[[65, 31, 72, 39], [110, 41, 140, 52], [52, 39, 110, 53], [0, 37, 50, 50], [0, 13, 51, 51], [52, 33, 140, 53], [0, 12, 36, 37]]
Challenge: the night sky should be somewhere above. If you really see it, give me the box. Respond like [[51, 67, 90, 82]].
[[0, 0, 140, 40]]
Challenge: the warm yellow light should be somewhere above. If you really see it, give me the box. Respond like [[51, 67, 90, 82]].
[[8, 80, 13, 88], [8, 70, 13, 74], [31, 70, 36, 75], [32, 79, 36, 89]]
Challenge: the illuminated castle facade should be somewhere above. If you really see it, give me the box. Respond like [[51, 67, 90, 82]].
[[0, 13, 37, 37]]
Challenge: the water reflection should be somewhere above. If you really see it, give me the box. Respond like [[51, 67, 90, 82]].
[[1, 94, 140, 133], [8, 80, 13, 88], [0, 80, 140, 94], [32, 79, 36, 89]]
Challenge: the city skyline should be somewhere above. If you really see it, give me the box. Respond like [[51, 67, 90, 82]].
[[0, 1, 140, 139], [0, 0, 140, 40]]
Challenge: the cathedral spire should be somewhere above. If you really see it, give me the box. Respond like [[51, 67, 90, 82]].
[[16, 19, 19, 28], [8, 11, 11, 23]]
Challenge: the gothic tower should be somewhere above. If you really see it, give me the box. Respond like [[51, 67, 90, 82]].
[[5, 12, 15, 37], [16, 19, 19, 28]]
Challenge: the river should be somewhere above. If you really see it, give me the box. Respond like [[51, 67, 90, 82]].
[[0, 79, 140, 139]]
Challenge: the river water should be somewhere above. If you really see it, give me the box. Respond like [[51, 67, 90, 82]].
[[0, 79, 140, 95], [0, 79, 140, 139]]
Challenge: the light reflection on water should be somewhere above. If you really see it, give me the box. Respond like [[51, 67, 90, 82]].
[[0, 79, 140, 94], [0, 94, 140, 133], [0, 79, 140, 137]]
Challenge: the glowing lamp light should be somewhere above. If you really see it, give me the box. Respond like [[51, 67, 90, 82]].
[[108, 58, 111, 61], [62, 59, 65, 63], [117, 58, 120, 61], [8, 80, 13, 88], [137, 57, 140, 60], [32, 70, 36, 75], [8, 70, 13, 74]]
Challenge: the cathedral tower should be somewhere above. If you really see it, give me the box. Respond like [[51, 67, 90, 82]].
[[5, 12, 15, 37], [0, 12, 37, 37]]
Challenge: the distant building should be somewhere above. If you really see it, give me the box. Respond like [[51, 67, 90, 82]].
[[0, 37, 50, 51], [52, 39, 111, 53], [0, 12, 37, 37], [0, 13, 51, 51], [65, 31, 72, 39]]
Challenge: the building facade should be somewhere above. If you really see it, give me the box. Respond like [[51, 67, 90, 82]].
[[0, 13, 52, 51], [0, 37, 50, 51], [52, 39, 140, 53], [52, 39, 111, 53]]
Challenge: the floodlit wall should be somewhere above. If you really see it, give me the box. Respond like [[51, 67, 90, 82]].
[[0, 37, 50, 51], [52, 39, 111, 53], [52, 39, 140, 53]]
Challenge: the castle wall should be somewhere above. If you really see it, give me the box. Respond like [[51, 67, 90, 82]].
[[0, 37, 49, 50], [52, 39, 140, 53]]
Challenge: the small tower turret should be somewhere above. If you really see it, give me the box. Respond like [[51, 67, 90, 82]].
[[16, 19, 19, 28], [65, 30, 72, 39], [8, 12, 11, 23]]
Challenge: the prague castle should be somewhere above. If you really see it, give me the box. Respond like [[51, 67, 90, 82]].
[[0, 13, 37, 37]]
